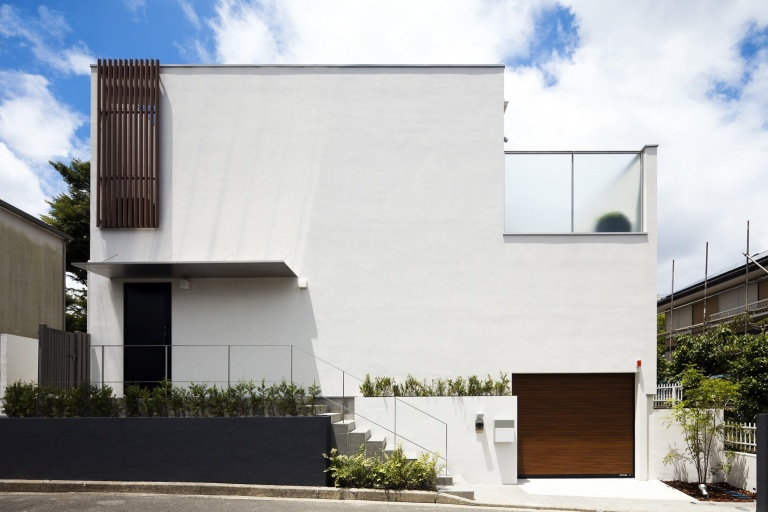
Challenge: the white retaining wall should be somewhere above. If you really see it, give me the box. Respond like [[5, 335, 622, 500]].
[[650, 408, 756, 491], [0, 334, 38, 411], [355, 396, 517, 484]]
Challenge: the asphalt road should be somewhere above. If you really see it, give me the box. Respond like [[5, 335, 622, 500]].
[[0, 493, 550, 512]]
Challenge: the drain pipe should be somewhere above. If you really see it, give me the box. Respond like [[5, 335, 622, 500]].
[[698, 483, 708, 497]]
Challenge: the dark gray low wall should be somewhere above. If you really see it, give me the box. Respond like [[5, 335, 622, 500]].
[[0, 417, 331, 486]]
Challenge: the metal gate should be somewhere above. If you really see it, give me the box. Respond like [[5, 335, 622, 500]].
[[38, 324, 90, 388]]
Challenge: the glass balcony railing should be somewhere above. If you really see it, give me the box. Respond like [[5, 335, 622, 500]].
[[504, 151, 644, 234]]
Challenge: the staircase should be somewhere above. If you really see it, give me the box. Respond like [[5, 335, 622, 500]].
[[321, 410, 388, 458], [317, 398, 472, 498]]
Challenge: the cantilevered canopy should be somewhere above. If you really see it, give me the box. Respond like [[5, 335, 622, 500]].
[[73, 261, 297, 279]]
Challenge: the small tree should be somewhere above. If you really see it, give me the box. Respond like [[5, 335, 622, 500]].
[[663, 367, 739, 483]]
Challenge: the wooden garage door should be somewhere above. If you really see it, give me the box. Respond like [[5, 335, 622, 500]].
[[514, 373, 634, 477]]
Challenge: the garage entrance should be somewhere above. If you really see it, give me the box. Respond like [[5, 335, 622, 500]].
[[513, 373, 634, 477]]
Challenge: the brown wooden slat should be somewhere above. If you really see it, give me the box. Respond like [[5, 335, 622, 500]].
[[513, 373, 635, 477], [96, 59, 102, 227], [97, 59, 159, 228], [139, 61, 146, 228], [152, 59, 158, 227]]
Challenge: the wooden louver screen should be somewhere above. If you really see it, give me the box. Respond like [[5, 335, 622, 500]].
[[97, 59, 159, 228]]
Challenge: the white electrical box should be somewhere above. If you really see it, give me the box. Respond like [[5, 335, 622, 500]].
[[494, 419, 516, 443]]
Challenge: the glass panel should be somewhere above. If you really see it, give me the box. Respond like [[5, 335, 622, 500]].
[[505, 154, 572, 233], [573, 154, 642, 233]]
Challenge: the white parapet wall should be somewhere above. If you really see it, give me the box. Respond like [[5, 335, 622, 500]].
[[0, 334, 38, 410], [650, 408, 755, 490], [355, 396, 517, 485], [726, 452, 757, 492]]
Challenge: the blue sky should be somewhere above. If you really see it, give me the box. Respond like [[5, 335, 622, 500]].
[[1, 0, 768, 293]]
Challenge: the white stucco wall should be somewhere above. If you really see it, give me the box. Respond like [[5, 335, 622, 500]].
[[0, 334, 38, 411], [355, 396, 517, 484], [88, 65, 656, 387]]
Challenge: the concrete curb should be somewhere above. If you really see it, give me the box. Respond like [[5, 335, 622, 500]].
[[0, 480, 477, 507], [0, 479, 664, 511]]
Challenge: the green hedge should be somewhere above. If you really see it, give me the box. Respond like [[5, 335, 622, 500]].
[[360, 373, 510, 397], [1, 379, 321, 418]]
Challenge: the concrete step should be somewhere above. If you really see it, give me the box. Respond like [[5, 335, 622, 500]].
[[344, 428, 370, 454], [316, 397, 355, 416], [437, 474, 474, 500], [438, 487, 474, 500], [332, 419, 355, 434], [435, 474, 453, 486], [383, 449, 419, 462], [364, 435, 387, 458], [318, 412, 343, 423]]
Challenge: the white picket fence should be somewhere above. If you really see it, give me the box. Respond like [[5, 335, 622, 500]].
[[724, 422, 756, 454], [653, 383, 682, 408]]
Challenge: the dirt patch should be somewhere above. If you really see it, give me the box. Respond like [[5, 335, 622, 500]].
[[663, 481, 756, 502]]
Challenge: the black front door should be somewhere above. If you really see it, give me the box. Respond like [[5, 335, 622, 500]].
[[124, 283, 171, 387]]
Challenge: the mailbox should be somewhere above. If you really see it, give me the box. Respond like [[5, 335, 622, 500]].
[[494, 419, 516, 443], [475, 413, 484, 433]]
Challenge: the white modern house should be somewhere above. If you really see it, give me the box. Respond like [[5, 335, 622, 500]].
[[79, 61, 657, 483]]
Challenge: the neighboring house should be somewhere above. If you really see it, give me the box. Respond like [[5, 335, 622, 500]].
[[657, 250, 768, 346], [0, 199, 70, 337], [0, 199, 71, 405], [79, 60, 657, 481]]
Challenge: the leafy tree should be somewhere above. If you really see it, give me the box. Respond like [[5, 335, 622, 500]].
[[41, 159, 90, 331], [657, 313, 672, 382], [65, 288, 87, 333], [668, 323, 734, 378], [668, 315, 768, 421], [727, 330, 768, 422], [663, 367, 739, 483]]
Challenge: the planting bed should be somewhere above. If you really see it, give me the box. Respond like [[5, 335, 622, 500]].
[[663, 481, 756, 502]]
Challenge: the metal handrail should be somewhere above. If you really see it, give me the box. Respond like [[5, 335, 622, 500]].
[[395, 397, 448, 475], [52, 342, 451, 470], [81, 343, 368, 399], [322, 396, 448, 474]]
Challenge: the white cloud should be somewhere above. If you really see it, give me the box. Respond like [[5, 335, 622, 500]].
[[0, 5, 94, 76], [0, 70, 87, 216], [123, 0, 146, 16], [0, 142, 49, 217], [204, 0, 540, 64], [187, 1, 768, 292], [178, 0, 201, 30], [0, 71, 86, 162]]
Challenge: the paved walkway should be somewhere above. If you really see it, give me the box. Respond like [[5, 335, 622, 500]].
[[460, 479, 756, 512]]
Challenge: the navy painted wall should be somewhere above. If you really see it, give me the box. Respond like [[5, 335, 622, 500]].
[[0, 417, 331, 486]]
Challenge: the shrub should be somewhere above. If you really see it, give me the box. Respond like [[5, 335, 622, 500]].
[[90, 384, 118, 417], [324, 444, 442, 490], [124, 384, 149, 417], [1, 381, 37, 417]]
